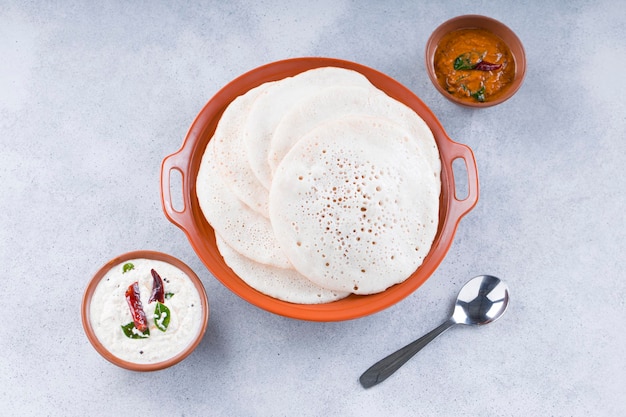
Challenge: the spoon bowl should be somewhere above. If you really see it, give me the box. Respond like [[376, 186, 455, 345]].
[[360, 275, 509, 388], [452, 274, 509, 325]]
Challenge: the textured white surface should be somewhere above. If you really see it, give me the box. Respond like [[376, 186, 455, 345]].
[[1, 1, 625, 416]]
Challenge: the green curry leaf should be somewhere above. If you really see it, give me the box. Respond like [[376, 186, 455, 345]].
[[453, 52, 477, 70], [454, 55, 472, 70], [453, 52, 491, 71], [121, 322, 150, 339], [471, 86, 486, 102], [154, 302, 171, 332], [122, 263, 135, 274]]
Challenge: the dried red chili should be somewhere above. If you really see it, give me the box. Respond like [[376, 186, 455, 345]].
[[474, 61, 502, 71], [149, 269, 165, 303], [125, 282, 148, 332]]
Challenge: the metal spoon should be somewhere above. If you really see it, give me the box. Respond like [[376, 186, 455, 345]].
[[359, 275, 509, 388]]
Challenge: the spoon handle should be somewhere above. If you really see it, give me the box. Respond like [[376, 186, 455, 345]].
[[359, 319, 456, 388]]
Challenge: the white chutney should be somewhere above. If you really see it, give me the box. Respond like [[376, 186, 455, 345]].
[[89, 258, 204, 364]]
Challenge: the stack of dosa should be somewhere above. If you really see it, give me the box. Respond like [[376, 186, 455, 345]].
[[196, 67, 441, 304]]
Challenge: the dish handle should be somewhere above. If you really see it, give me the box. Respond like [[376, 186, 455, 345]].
[[160, 145, 195, 232], [445, 140, 479, 221]]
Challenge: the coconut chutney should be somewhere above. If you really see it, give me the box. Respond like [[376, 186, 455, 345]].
[[88, 258, 204, 364]]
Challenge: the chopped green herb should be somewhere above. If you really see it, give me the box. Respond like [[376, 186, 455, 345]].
[[165, 292, 174, 300], [153, 302, 171, 332], [122, 263, 135, 274], [121, 322, 150, 339]]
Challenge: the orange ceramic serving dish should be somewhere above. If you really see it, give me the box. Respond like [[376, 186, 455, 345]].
[[160, 57, 479, 321]]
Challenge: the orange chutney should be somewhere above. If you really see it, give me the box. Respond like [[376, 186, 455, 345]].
[[434, 28, 515, 103]]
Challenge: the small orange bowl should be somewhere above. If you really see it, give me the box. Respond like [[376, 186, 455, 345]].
[[425, 15, 526, 107], [81, 250, 209, 371]]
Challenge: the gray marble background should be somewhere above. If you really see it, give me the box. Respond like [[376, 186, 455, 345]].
[[2, 1, 624, 416]]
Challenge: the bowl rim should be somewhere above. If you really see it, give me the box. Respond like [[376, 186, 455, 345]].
[[425, 14, 527, 108], [160, 57, 479, 321], [81, 250, 209, 371]]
